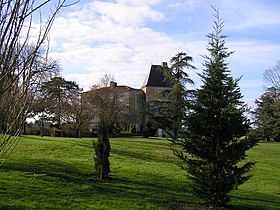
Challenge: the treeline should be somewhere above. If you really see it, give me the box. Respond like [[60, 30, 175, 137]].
[[25, 74, 125, 138], [26, 76, 89, 138], [252, 61, 280, 142]]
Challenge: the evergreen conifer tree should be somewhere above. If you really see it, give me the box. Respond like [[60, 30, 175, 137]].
[[146, 52, 195, 139], [93, 123, 110, 179], [254, 87, 280, 142], [175, 9, 258, 206]]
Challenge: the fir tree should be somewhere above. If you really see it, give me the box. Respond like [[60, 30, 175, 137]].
[[254, 87, 280, 142], [175, 8, 258, 207], [93, 123, 110, 179]]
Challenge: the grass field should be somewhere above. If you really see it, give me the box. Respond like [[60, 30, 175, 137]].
[[0, 136, 279, 209]]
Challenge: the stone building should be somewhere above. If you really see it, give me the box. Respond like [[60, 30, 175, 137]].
[[141, 62, 172, 102], [84, 62, 171, 134]]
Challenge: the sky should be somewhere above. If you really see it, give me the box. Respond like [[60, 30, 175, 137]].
[[43, 0, 280, 106]]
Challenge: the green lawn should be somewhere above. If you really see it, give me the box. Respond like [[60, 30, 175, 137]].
[[0, 136, 279, 209]]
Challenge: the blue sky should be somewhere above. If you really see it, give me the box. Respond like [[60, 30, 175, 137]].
[[45, 0, 280, 106]]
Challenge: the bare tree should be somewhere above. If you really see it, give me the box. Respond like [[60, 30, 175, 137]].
[[0, 0, 77, 166], [86, 87, 127, 179], [85, 86, 127, 135], [99, 73, 116, 87], [264, 61, 280, 90], [84, 74, 129, 179], [90, 73, 116, 90], [67, 93, 92, 138], [27, 56, 61, 136]]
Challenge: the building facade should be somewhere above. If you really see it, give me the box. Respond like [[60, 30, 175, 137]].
[[84, 62, 171, 134]]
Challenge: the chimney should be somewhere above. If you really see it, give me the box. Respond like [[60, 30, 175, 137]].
[[161, 62, 168, 67], [110, 81, 117, 87]]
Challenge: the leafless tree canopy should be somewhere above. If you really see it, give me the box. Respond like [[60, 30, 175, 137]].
[[264, 61, 280, 90], [85, 74, 130, 135], [100, 73, 116, 87], [85, 87, 128, 131], [90, 73, 116, 89], [0, 0, 76, 165]]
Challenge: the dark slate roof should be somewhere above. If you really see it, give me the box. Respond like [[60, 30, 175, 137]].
[[141, 65, 173, 88]]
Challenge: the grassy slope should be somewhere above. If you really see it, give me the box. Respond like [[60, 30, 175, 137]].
[[0, 136, 279, 209], [230, 142, 280, 209]]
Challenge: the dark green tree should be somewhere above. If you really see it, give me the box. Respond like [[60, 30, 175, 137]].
[[39, 77, 82, 130], [146, 52, 195, 139], [253, 87, 280, 142], [174, 9, 258, 207], [93, 123, 111, 180]]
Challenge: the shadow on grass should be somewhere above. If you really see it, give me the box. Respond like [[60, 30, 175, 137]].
[[2, 159, 280, 210], [112, 148, 177, 165], [22, 135, 92, 148], [112, 137, 171, 147], [230, 193, 280, 210], [1, 159, 92, 184], [1, 159, 196, 209]]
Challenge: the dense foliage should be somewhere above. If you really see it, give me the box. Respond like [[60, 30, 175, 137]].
[[146, 52, 195, 139], [174, 10, 258, 206], [36, 77, 81, 128], [253, 87, 280, 142], [93, 124, 111, 179], [252, 61, 280, 142]]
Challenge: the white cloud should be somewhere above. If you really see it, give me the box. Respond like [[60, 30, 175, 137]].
[[117, 0, 162, 6], [227, 41, 280, 76], [168, 0, 199, 11], [48, 0, 186, 90], [214, 0, 280, 30], [46, 0, 280, 105], [88, 1, 164, 26]]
